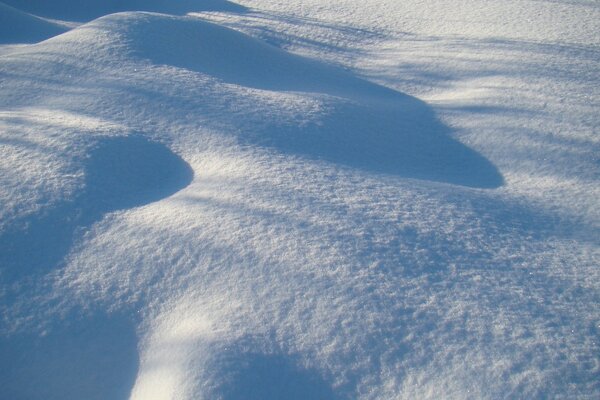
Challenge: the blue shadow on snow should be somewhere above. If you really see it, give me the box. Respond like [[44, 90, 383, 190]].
[[0, 311, 139, 400], [0, 135, 193, 283], [212, 352, 344, 400]]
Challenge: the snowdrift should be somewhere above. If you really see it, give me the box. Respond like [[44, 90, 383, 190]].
[[0, 1, 598, 399], [77, 12, 503, 187]]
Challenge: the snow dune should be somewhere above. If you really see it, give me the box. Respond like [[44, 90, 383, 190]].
[[0, 1, 598, 399]]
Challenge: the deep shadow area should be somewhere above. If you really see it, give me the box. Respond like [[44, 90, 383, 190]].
[[0, 135, 193, 283], [1, 0, 247, 22], [83, 135, 194, 212], [124, 14, 503, 188], [0, 2, 68, 44], [212, 353, 343, 400], [0, 311, 139, 400]]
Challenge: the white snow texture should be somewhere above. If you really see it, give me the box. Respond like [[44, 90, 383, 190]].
[[0, 0, 598, 399]]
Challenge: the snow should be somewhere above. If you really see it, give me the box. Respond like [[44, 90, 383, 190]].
[[0, 0, 598, 399]]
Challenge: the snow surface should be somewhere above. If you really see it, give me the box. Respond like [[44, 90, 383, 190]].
[[0, 0, 598, 399]]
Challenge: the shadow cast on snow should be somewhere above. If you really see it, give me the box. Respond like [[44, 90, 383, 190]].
[[0, 310, 139, 400], [0, 135, 193, 283], [211, 352, 344, 400]]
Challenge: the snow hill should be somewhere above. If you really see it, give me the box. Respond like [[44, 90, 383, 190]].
[[0, 1, 598, 399]]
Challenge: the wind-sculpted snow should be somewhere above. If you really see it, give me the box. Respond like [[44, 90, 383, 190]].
[[0, 1, 598, 400]]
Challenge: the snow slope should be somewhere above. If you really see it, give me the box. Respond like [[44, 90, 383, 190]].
[[0, 1, 598, 399]]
